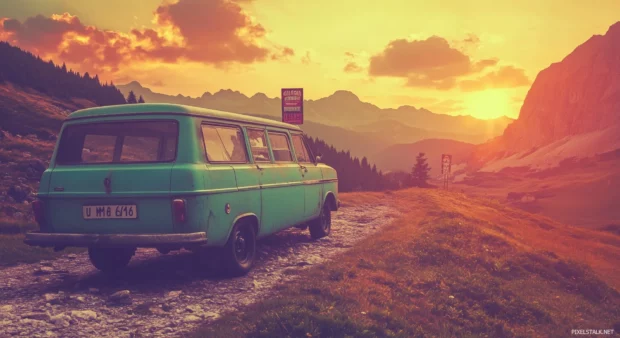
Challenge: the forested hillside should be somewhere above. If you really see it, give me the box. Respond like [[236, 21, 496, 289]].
[[0, 42, 126, 106]]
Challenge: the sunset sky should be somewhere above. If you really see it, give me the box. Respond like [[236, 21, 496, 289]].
[[1, 0, 619, 119]]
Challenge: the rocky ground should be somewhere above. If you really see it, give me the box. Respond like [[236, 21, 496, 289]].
[[0, 203, 397, 338]]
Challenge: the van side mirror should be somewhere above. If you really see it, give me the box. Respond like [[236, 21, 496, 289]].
[[315, 154, 322, 163]]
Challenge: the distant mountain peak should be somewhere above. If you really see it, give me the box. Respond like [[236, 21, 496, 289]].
[[329, 90, 360, 101], [214, 89, 248, 100], [251, 92, 269, 100], [123, 81, 143, 88]]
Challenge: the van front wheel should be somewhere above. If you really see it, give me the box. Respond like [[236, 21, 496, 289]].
[[88, 247, 134, 274], [223, 221, 256, 276], [309, 204, 331, 239]]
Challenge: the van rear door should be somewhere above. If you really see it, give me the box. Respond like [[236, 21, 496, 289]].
[[45, 120, 179, 234]]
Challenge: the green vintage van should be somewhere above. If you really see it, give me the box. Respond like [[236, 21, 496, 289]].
[[24, 103, 339, 275]]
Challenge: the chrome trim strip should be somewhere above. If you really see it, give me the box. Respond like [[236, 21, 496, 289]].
[[38, 179, 339, 197], [24, 232, 208, 248]]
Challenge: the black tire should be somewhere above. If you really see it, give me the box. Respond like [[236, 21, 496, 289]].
[[223, 221, 256, 276], [88, 247, 134, 274], [309, 204, 331, 239]]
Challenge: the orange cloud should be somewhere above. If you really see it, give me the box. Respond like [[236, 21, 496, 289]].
[[368, 36, 500, 90], [271, 47, 295, 61], [343, 61, 363, 73], [459, 66, 531, 91], [0, 0, 290, 75]]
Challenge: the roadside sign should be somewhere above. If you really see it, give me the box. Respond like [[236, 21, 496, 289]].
[[282, 88, 304, 124], [441, 154, 452, 175]]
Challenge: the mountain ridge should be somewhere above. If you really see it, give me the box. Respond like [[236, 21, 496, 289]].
[[117, 81, 513, 144]]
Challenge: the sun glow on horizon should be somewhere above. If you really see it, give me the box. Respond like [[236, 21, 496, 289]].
[[463, 89, 516, 120]]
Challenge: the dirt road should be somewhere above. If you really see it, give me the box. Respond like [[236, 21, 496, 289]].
[[0, 203, 397, 338]]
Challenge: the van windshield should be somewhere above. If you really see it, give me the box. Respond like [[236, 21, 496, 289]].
[[55, 121, 178, 165]]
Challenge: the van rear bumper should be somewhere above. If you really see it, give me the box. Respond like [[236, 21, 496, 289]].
[[24, 232, 208, 248]]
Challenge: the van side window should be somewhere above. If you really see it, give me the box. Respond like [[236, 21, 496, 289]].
[[247, 129, 271, 162], [201, 124, 248, 163], [268, 132, 293, 162], [291, 134, 312, 163]]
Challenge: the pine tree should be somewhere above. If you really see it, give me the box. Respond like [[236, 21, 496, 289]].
[[138, 95, 145, 103], [411, 152, 431, 187], [126, 90, 138, 104]]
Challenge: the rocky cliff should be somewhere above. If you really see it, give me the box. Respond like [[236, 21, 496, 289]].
[[470, 22, 620, 171], [503, 22, 620, 152]]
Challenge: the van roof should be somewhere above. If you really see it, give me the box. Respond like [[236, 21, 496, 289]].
[[66, 103, 302, 131]]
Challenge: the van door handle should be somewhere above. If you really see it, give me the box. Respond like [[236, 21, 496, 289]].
[[300, 165, 308, 173]]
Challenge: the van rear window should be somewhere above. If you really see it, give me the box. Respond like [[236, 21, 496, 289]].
[[55, 121, 178, 165]]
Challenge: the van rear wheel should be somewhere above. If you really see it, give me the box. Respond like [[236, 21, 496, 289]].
[[309, 204, 331, 239], [88, 247, 134, 274], [223, 221, 256, 277]]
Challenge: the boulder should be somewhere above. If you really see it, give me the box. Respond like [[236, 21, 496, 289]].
[[16, 159, 46, 181], [7, 185, 29, 203]]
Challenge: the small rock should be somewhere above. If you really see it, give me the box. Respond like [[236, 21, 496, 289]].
[[44, 294, 61, 304], [183, 315, 201, 323], [203, 311, 220, 320], [109, 290, 132, 304], [67, 254, 77, 259], [165, 290, 182, 299], [34, 267, 54, 275], [49, 313, 71, 327], [0, 305, 13, 312], [185, 304, 202, 314], [22, 312, 50, 321], [296, 261, 311, 267], [70, 310, 97, 321]]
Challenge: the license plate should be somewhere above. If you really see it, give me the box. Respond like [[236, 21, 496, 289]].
[[83, 205, 137, 219]]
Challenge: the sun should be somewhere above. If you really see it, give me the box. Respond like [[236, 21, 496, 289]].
[[464, 89, 515, 120]]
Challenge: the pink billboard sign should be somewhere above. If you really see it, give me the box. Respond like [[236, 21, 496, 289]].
[[281, 88, 304, 124]]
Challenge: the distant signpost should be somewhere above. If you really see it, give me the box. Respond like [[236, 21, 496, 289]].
[[441, 154, 452, 190], [281, 88, 304, 124]]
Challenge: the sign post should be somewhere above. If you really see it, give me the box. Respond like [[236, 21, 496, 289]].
[[281, 88, 304, 124], [441, 154, 452, 190]]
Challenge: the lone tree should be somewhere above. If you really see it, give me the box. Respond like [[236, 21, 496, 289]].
[[126, 90, 137, 104], [411, 152, 431, 187], [138, 95, 145, 103]]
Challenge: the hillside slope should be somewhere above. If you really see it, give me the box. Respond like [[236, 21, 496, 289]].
[[372, 139, 476, 175], [194, 189, 620, 337], [456, 150, 620, 229]]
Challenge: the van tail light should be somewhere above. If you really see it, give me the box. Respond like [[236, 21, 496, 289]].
[[172, 199, 186, 223], [32, 199, 45, 226]]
